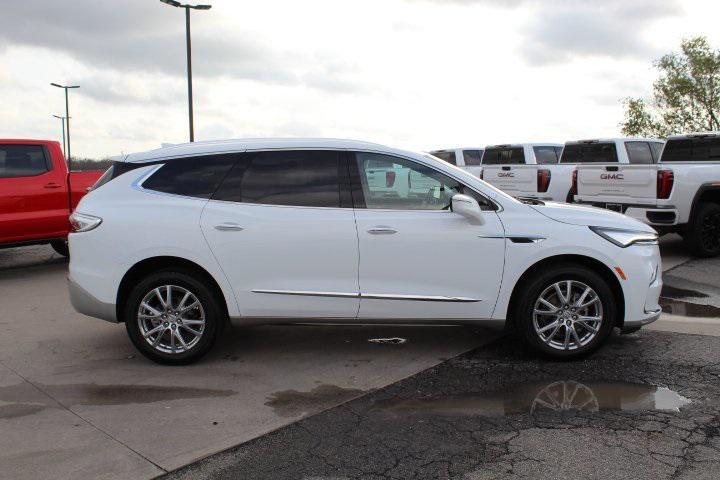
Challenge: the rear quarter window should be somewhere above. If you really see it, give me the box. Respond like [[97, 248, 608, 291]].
[[560, 143, 618, 163], [0, 144, 50, 178], [482, 147, 525, 165], [142, 154, 237, 198], [661, 137, 720, 162]]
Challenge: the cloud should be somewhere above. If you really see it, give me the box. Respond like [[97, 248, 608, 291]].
[[0, 0, 363, 94], [518, 0, 680, 65]]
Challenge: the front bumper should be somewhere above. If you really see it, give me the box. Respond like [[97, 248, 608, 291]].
[[68, 276, 118, 323]]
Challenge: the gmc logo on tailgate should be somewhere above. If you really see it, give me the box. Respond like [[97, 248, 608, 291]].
[[600, 173, 624, 180], [498, 172, 515, 178]]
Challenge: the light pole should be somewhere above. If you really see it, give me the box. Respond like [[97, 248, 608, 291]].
[[50, 83, 80, 170], [52, 114, 69, 158], [160, 0, 212, 143]]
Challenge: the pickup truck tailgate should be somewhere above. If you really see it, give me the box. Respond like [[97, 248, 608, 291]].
[[483, 165, 537, 195], [576, 164, 658, 204]]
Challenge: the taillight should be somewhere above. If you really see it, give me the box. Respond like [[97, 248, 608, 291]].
[[537, 169, 551, 193], [386, 171, 396, 188], [657, 169, 674, 199], [570, 169, 578, 196], [69, 212, 102, 232]]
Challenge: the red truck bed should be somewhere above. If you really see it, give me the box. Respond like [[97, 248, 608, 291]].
[[0, 139, 104, 250]]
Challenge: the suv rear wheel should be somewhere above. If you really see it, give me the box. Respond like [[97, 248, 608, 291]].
[[684, 202, 720, 258], [514, 264, 616, 359], [124, 270, 224, 364]]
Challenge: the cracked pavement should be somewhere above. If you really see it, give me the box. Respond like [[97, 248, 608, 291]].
[[166, 330, 720, 480]]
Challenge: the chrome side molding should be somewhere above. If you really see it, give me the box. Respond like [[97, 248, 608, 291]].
[[251, 290, 481, 302]]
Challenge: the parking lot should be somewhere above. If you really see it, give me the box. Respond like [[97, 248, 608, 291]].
[[1, 235, 719, 479]]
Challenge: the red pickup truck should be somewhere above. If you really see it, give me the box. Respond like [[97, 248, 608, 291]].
[[0, 139, 104, 256]]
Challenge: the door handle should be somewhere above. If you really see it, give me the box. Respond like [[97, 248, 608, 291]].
[[44, 182, 62, 189], [367, 227, 397, 235], [214, 222, 244, 231]]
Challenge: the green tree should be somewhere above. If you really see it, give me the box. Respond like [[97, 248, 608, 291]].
[[620, 36, 720, 137]]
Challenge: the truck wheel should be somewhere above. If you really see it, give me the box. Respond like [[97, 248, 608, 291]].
[[50, 240, 69, 257], [124, 270, 224, 365], [513, 264, 616, 359], [684, 202, 720, 258]]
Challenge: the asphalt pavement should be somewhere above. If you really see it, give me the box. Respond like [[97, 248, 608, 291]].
[[166, 330, 720, 480], [1, 235, 719, 480]]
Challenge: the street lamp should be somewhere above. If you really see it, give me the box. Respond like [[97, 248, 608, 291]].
[[52, 114, 70, 158], [160, 0, 212, 142], [50, 83, 80, 170]]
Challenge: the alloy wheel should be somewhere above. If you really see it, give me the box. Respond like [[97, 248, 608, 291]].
[[137, 285, 206, 354], [532, 280, 603, 351]]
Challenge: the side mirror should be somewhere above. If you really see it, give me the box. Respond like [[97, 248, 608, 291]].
[[451, 194, 484, 225]]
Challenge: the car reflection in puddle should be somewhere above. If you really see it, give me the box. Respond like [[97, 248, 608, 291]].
[[370, 380, 691, 417]]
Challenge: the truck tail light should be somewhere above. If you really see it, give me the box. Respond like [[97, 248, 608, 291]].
[[69, 212, 102, 232], [537, 169, 551, 193], [657, 170, 674, 199], [385, 171, 396, 188], [570, 169, 578, 196]]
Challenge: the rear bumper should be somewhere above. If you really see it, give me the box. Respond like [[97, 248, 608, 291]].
[[575, 200, 678, 226], [68, 276, 118, 323]]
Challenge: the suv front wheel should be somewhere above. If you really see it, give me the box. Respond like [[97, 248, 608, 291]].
[[514, 264, 616, 359], [124, 270, 224, 364]]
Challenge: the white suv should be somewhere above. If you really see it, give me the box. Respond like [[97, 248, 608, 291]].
[[69, 139, 662, 364]]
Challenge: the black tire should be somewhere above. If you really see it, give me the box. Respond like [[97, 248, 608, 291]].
[[124, 269, 225, 365], [683, 202, 720, 258], [50, 239, 69, 257], [512, 264, 616, 359]]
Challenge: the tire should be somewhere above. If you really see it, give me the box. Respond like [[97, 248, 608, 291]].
[[683, 202, 720, 258], [124, 270, 224, 365], [512, 264, 616, 359], [50, 239, 69, 257]]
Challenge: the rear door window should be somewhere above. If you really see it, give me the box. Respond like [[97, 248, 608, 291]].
[[0, 144, 50, 178], [625, 142, 654, 164], [462, 149, 483, 166], [533, 146, 559, 165], [142, 154, 236, 199], [560, 143, 618, 163], [661, 137, 720, 162], [430, 150, 457, 165], [213, 150, 342, 208], [482, 147, 525, 165]]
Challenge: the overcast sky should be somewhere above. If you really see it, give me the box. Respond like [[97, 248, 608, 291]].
[[1, 0, 719, 159]]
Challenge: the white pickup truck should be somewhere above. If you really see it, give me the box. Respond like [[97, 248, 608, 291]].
[[480, 143, 574, 202], [574, 134, 720, 257], [429, 147, 484, 178]]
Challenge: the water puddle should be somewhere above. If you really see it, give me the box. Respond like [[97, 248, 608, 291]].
[[370, 380, 691, 417], [660, 298, 720, 318], [266, 384, 365, 418], [0, 403, 46, 419], [368, 337, 407, 345], [661, 285, 709, 299], [0, 383, 236, 407]]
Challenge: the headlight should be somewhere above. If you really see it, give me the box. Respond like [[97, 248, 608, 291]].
[[69, 212, 103, 232], [589, 226, 658, 248]]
